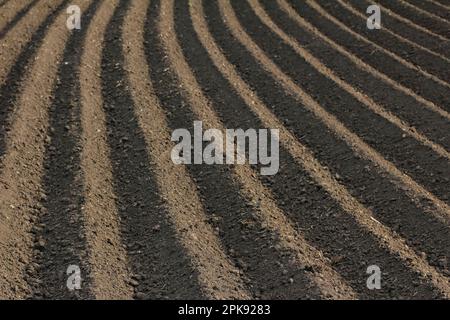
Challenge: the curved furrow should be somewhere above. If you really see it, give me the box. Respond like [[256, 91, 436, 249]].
[[375, 0, 450, 38], [349, 0, 450, 59], [191, 0, 449, 298], [99, 0, 208, 300], [251, 0, 450, 163], [318, 0, 450, 86], [28, 0, 102, 300], [195, 0, 450, 298], [249, 0, 450, 211], [277, 0, 450, 124], [148, 0, 338, 300], [406, 0, 450, 20], [0, 0, 69, 156], [0, 0, 67, 86], [160, 0, 356, 299], [123, 0, 250, 300], [218, 0, 450, 297], [341, 0, 450, 65], [0, 0, 36, 33], [273, 0, 450, 155], [261, 0, 450, 277], [0, 0, 93, 300], [430, 0, 450, 10], [375, 0, 450, 43], [148, 0, 306, 299], [100, 0, 243, 299], [228, 0, 450, 223], [78, 0, 133, 300], [291, 1, 450, 117], [399, 0, 450, 23]]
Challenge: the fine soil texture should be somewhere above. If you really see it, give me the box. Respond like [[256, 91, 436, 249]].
[[0, 0, 449, 300]]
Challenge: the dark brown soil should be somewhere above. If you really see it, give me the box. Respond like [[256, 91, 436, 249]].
[[0, 0, 448, 299]]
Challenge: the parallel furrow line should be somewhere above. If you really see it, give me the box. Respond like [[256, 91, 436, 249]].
[[0, 0, 66, 86], [163, 0, 356, 299], [277, 0, 450, 122], [398, 0, 450, 24], [429, 0, 450, 10], [79, 0, 133, 300], [219, 0, 450, 297], [309, 1, 450, 89], [340, 0, 450, 64], [251, 0, 450, 163], [124, 0, 250, 299], [373, 0, 449, 43], [0, 0, 93, 299], [224, 0, 450, 224], [0, 0, 36, 33]]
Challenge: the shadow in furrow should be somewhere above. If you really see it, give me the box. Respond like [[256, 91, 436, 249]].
[[0, 0, 39, 40], [235, 0, 450, 205], [349, 0, 450, 57], [30, 0, 101, 300], [406, 0, 450, 20], [261, 0, 450, 150], [236, 1, 450, 265], [0, 0, 70, 158], [376, 0, 450, 38], [316, 0, 450, 83], [202, 0, 445, 298], [288, 1, 450, 113], [144, 0, 324, 299], [101, 0, 205, 299]]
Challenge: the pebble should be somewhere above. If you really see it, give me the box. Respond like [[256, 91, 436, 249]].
[[134, 292, 147, 300], [129, 279, 139, 287]]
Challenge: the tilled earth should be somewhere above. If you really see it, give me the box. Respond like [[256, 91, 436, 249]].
[[0, 0, 449, 300]]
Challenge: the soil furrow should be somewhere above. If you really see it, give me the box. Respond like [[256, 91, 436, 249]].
[[0, 0, 93, 300], [100, 0, 213, 300], [0, 0, 448, 301], [217, 0, 450, 296], [248, 0, 450, 282], [277, 0, 450, 124], [78, 0, 133, 300], [430, 0, 450, 10], [29, 0, 101, 300], [124, 0, 250, 300], [376, 0, 449, 45], [0, 0, 66, 86], [290, 1, 450, 126], [348, 0, 450, 61], [272, 0, 450, 154], [375, 0, 450, 38], [146, 0, 330, 300], [162, 0, 355, 299], [0, 0, 69, 157], [187, 0, 358, 299], [0, 0, 36, 33], [398, 0, 450, 21], [189, 0, 450, 299], [316, 0, 450, 88], [228, 0, 450, 224], [251, 0, 450, 163], [243, 0, 450, 213], [341, 0, 450, 65], [399, 0, 450, 23]]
